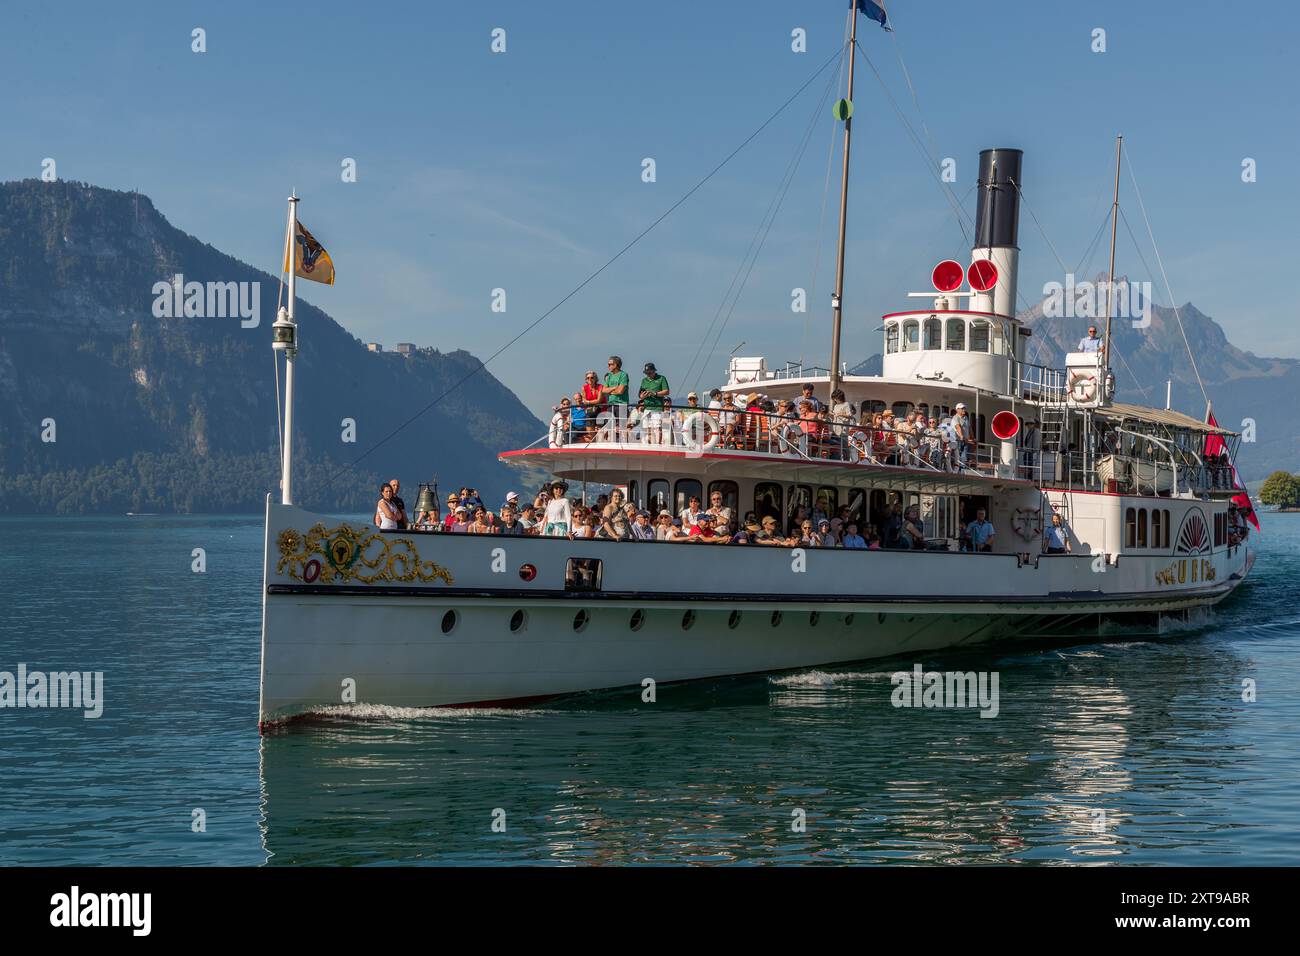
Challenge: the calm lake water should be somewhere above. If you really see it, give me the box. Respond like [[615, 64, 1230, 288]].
[[1, 514, 1296, 865]]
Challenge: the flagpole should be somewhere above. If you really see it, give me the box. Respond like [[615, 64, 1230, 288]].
[[828, 0, 859, 396], [282, 192, 299, 506]]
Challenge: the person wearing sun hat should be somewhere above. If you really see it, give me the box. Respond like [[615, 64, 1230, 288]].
[[542, 479, 571, 537], [442, 492, 461, 531]]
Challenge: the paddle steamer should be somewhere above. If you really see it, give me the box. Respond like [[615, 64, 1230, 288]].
[[257, 11, 1253, 729]]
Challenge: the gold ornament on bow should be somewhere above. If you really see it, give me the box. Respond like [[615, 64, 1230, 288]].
[[277, 523, 453, 585]]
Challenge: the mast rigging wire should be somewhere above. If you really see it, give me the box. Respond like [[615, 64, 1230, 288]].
[[683, 43, 842, 390], [853, 41, 973, 244], [323, 46, 846, 486], [804, 9, 853, 366], [1123, 146, 1210, 408]]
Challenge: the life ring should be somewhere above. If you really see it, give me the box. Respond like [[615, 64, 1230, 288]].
[[1069, 371, 1097, 403], [774, 421, 805, 456], [681, 412, 720, 450], [1011, 507, 1042, 541]]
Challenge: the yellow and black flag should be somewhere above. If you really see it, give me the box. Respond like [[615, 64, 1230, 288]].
[[285, 220, 335, 285]]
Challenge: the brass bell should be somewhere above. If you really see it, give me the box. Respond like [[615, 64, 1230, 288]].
[[414, 482, 438, 517]]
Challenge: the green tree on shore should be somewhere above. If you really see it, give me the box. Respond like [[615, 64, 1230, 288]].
[[1258, 471, 1300, 509]]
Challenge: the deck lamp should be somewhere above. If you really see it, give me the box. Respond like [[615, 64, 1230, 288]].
[[271, 307, 297, 353]]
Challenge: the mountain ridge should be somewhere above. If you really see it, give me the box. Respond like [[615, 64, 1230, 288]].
[[0, 179, 544, 513]]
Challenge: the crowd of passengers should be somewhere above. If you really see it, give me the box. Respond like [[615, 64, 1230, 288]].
[[546, 356, 992, 470], [376, 479, 1028, 552]]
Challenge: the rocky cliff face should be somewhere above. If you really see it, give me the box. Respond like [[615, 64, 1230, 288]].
[[0, 180, 543, 513]]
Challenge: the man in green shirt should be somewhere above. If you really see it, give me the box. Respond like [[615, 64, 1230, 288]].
[[602, 355, 631, 440], [638, 362, 670, 410], [603, 356, 629, 406]]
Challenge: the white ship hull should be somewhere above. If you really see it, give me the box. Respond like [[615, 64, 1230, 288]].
[[258, 501, 1251, 728]]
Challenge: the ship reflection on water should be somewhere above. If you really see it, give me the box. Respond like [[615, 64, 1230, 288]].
[[257, 632, 1265, 865]]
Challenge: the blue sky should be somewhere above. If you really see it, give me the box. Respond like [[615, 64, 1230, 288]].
[[2, 0, 1296, 417]]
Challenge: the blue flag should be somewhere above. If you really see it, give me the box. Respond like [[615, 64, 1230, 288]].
[[856, 0, 892, 31]]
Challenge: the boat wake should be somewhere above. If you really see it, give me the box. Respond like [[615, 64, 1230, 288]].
[[292, 702, 554, 722], [769, 669, 890, 688]]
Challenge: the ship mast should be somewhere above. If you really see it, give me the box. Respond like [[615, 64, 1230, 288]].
[[1102, 135, 1122, 381], [271, 193, 300, 506], [827, 0, 860, 395]]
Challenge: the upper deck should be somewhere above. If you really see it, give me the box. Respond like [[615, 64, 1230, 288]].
[[505, 367, 1240, 500]]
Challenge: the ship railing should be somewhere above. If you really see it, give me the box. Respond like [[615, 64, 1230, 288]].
[[1013, 361, 1068, 403], [535, 409, 1044, 478], [1029, 432, 1226, 497], [765, 362, 831, 381]]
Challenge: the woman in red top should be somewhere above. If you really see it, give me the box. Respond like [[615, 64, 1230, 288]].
[[579, 371, 603, 441]]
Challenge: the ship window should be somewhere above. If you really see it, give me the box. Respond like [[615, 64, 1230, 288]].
[[861, 400, 887, 420], [788, 484, 813, 531], [675, 479, 702, 519], [816, 486, 838, 519], [770, 610, 783, 627], [629, 609, 645, 631], [647, 479, 670, 517], [1125, 507, 1136, 548], [989, 321, 1008, 356], [1164, 510, 1172, 548], [885, 321, 900, 354], [573, 609, 590, 632], [509, 610, 526, 633], [441, 610, 458, 634], [843, 488, 866, 526], [902, 319, 920, 352], [1151, 509, 1162, 550], [565, 558, 602, 592], [627, 480, 639, 508], [891, 402, 913, 420], [809, 611, 821, 627], [708, 481, 739, 520], [970, 320, 990, 353], [946, 318, 966, 350], [923, 317, 942, 350], [927, 494, 960, 540], [754, 482, 783, 523], [1137, 508, 1148, 548], [728, 609, 742, 629], [681, 609, 695, 631]]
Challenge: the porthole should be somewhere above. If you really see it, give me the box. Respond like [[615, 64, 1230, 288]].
[[629, 609, 645, 631], [573, 609, 590, 632], [509, 609, 526, 632], [728, 609, 742, 629], [809, 611, 821, 627], [441, 610, 458, 634], [771, 610, 783, 627], [843, 613, 855, 626], [682, 609, 695, 630]]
